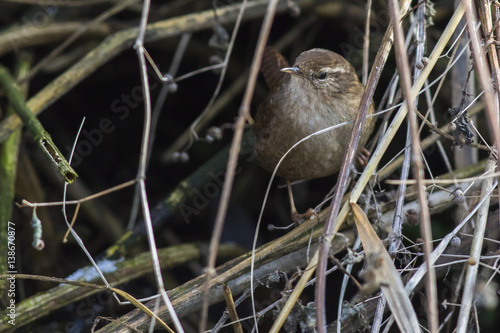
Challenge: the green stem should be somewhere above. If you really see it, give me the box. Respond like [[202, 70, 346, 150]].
[[0, 64, 78, 183], [0, 54, 31, 297]]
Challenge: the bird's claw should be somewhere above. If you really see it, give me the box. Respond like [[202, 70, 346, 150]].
[[291, 208, 317, 226]]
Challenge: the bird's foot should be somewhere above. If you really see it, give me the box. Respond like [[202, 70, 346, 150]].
[[291, 208, 317, 226], [356, 148, 371, 168]]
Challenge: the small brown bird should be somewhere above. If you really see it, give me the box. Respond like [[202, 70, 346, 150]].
[[254, 47, 375, 221]]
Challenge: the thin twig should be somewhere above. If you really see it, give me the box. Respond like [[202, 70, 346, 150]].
[[304, 6, 466, 330], [456, 156, 497, 332], [461, 0, 500, 171], [185, 0, 250, 155], [133, 0, 184, 331], [198, 0, 250, 330], [388, 0, 438, 331], [377, 101, 484, 181], [127, 32, 192, 230], [222, 284, 244, 333], [374, 4, 427, 330], [201, 0, 279, 331], [404, 178, 498, 294], [315, 1, 413, 331], [452, 0, 477, 169], [19, 179, 136, 208], [362, 0, 372, 85]]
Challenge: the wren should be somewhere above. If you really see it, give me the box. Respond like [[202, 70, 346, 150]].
[[254, 47, 375, 220]]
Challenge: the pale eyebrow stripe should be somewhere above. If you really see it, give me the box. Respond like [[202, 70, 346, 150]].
[[323, 67, 347, 74]]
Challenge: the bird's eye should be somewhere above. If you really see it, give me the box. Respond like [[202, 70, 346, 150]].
[[318, 71, 327, 80]]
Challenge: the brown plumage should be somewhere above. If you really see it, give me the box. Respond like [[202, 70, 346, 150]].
[[254, 47, 375, 181]]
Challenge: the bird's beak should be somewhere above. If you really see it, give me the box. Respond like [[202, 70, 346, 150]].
[[280, 66, 302, 76]]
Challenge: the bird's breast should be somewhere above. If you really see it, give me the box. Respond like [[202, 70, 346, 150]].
[[254, 89, 357, 180]]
